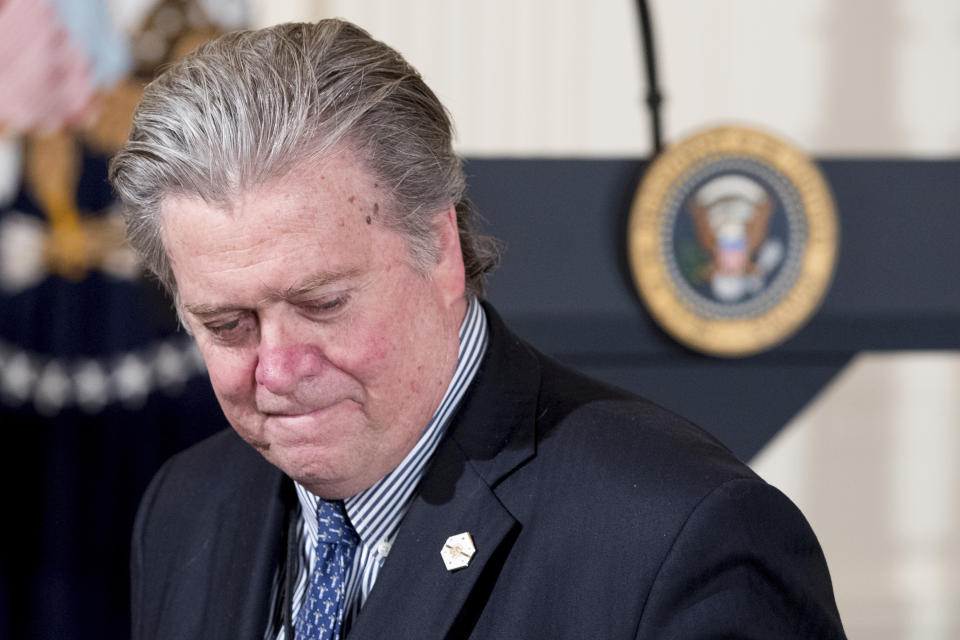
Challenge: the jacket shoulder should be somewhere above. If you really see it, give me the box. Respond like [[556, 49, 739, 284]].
[[532, 353, 757, 499], [493, 352, 844, 638]]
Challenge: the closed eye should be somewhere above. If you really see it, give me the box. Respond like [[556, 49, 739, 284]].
[[308, 298, 344, 311], [209, 319, 240, 334], [204, 315, 255, 343], [300, 294, 349, 317]]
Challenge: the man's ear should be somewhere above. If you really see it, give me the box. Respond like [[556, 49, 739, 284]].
[[432, 205, 466, 305]]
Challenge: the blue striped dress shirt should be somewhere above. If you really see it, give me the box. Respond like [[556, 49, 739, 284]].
[[268, 297, 488, 639]]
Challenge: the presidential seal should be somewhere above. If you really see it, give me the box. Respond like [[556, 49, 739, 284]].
[[628, 126, 838, 357]]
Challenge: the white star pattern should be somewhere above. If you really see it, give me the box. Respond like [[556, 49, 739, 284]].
[[0, 212, 46, 294], [74, 359, 109, 414], [112, 352, 153, 409], [0, 337, 205, 414], [34, 361, 72, 417], [153, 342, 189, 393], [1, 350, 36, 404]]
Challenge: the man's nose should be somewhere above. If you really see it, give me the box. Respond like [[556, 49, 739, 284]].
[[254, 336, 326, 395]]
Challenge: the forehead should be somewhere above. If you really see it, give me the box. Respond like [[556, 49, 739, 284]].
[[159, 149, 397, 300], [165, 144, 384, 217], [163, 147, 382, 234]]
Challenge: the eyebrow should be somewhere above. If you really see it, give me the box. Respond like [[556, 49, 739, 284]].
[[280, 268, 362, 299], [183, 303, 245, 318], [182, 268, 363, 318]]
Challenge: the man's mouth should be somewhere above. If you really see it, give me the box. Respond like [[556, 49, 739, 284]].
[[260, 399, 352, 418]]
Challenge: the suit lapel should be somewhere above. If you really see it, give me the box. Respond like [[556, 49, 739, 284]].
[[345, 436, 520, 640], [347, 303, 541, 640]]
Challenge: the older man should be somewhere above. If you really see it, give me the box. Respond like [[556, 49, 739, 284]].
[[110, 19, 845, 640]]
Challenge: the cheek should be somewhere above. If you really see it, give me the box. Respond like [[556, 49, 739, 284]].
[[201, 348, 257, 405], [343, 328, 393, 374], [323, 319, 398, 389]]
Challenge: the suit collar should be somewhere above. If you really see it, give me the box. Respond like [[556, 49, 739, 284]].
[[346, 302, 540, 639], [447, 301, 540, 488]]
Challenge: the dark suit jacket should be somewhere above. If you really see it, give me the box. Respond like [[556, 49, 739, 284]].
[[132, 305, 845, 639]]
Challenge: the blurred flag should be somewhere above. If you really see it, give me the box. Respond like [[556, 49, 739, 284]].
[[0, 0, 129, 135], [0, 2, 229, 639]]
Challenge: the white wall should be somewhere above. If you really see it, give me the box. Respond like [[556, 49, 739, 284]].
[[752, 353, 960, 639], [248, 0, 960, 157]]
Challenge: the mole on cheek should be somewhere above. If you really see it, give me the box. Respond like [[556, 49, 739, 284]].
[[365, 215, 372, 224], [348, 195, 356, 204]]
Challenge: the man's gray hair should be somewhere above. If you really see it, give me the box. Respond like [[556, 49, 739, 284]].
[[109, 19, 499, 298]]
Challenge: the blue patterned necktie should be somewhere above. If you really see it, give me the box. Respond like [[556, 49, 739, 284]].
[[295, 499, 360, 640]]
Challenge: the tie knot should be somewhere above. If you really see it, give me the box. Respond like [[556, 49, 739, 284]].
[[315, 499, 358, 546]]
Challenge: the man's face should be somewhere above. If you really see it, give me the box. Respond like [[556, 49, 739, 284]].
[[161, 149, 467, 499]]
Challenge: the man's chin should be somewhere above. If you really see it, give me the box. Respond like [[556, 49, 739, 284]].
[[246, 431, 345, 477], [275, 450, 360, 499]]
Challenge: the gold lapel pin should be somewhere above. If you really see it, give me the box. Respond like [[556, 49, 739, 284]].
[[441, 532, 476, 571]]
